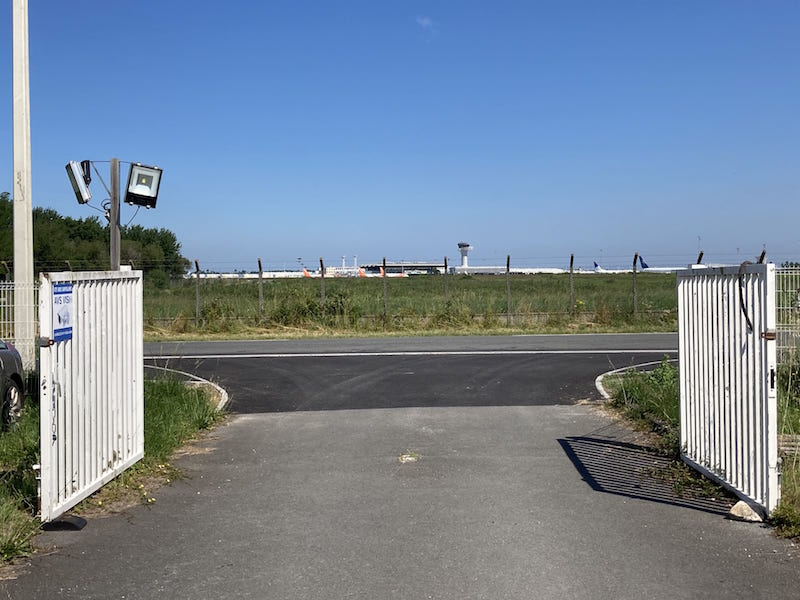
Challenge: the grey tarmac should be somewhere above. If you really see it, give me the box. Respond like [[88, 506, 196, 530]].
[[2, 334, 798, 599]]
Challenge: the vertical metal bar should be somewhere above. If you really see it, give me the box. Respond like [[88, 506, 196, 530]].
[[135, 274, 145, 458], [195, 259, 200, 329], [569, 254, 575, 314], [677, 273, 687, 454], [38, 275, 53, 521], [506, 255, 511, 327], [319, 258, 325, 314], [258, 258, 264, 323], [632, 253, 638, 316], [721, 274, 732, 481], [765, 263, 779, 511], [110, 159, 120, 270], [382, 257, 387, 320], [444, 257, 449, 306]]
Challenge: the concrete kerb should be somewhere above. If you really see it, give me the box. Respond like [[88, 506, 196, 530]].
[[594, 358, 679, 401], [144, 364, 230, 413]]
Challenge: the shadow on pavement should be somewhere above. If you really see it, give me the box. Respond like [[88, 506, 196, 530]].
[[559, 423, 734, 517]]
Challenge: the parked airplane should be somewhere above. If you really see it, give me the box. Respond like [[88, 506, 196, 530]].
[[593, 261, 632, 274], [357, 267, 409, 278], [638, 257, 684, 273]]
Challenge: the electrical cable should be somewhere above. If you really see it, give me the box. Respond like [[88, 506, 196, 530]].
[[124, 205, 141, 227], [738, 261, 754, 334]]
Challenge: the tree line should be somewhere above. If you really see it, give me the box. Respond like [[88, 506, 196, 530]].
[[0, 192, 189, 285]]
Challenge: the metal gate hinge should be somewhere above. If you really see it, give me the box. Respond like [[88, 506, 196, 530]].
[[760, 330, 777, 341]]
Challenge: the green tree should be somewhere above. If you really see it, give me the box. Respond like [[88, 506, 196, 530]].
[[0, 192, 189, 279]]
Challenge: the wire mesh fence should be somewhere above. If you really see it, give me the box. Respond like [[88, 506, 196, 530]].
[[0, 281, 38, 366], [777, 267, 800, 360], [145, 272, 680, 335], [0, 268, 795, 363]]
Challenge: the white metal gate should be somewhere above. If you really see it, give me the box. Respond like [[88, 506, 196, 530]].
[[38, 270, 144, 522], [677, 264, 779, 515]]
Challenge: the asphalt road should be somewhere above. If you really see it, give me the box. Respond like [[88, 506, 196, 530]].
[[4, 334, 800, 599], [143, 333, 678, 413]]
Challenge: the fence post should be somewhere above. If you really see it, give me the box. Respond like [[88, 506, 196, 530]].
[[506, 255, 511, 327], [569, 254, 575, 314], [319, 257, 325, 315], [444, 256, 449, 306], [258, 257, 264, 323], [194, 259, 200, 328], [382, 257, 388, 322], [632, 252, 638, 316]]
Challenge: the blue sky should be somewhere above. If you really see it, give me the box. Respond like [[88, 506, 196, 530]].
[[2, 1, 799, 271]]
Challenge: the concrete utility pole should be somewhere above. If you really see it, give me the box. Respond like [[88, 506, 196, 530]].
[[13, 0, 35, 369]]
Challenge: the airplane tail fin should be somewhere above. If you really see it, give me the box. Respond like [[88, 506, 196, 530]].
[[302, 267, 311, 278], [358, 268, 367, 278], [380, 266, 385, 276], [639, 256, 650, 269], [593, 261, 599, 269]]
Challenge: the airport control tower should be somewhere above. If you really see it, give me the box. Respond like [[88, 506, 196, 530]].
[[458, 241, 473, 268]]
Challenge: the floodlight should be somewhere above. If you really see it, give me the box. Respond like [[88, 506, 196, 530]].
[[124, 163, 162, 208], [66, 160, 92, 204]]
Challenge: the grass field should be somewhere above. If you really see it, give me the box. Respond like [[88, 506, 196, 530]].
[[145, 272, 679, 337]]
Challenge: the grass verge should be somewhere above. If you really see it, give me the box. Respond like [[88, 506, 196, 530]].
[[0, 406, 40, 561], [0, 378, 224, 564], [770, 352, 800, 538]]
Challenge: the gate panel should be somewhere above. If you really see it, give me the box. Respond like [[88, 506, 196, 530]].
[[38, 271, 144, 522], [677, 264, 779, 514]]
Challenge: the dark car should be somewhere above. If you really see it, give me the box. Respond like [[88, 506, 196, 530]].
[[0, 339, 25, 428]]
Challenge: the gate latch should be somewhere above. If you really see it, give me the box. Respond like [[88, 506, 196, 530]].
[[760, 330, 777, 341], [38, 337, 54, 347]]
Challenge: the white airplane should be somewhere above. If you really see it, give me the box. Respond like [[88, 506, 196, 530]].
[[593, 261, 632, 274], [638, 257, 684, 273]]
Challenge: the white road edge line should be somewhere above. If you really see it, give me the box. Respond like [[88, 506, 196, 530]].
[[145, 349, 677, 360]]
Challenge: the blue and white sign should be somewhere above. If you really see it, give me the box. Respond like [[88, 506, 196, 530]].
[[53, 282, 74, 342]]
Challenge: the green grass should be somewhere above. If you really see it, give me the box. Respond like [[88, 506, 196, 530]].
[[607, 358, 682, 457], [771, 352, 800, 537], [0, 379, 223, 563], [0, 406, 40, 561], [146, 272, 678, 337]]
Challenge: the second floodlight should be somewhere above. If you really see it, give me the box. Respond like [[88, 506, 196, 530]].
[[124, 163, 162, 208], [66, 160, 92, 204]]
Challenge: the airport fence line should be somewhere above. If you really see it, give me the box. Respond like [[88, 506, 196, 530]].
[[145, 270, 679, 335]]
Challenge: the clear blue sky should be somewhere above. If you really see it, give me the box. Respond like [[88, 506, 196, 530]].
[[2, 1, 799, 271]]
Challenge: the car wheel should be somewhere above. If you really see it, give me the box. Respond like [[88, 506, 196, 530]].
[[2, 380, 23, 428]]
